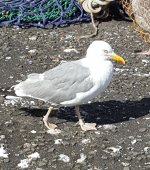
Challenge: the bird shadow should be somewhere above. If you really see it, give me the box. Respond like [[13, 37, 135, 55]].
[[20, 97, 150, 125]]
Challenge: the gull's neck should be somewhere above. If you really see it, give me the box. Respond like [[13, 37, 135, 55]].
[[81, 55, 111, 69]]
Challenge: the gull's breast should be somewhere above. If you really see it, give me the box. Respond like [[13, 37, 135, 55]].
[[61, 60, 113, 106]]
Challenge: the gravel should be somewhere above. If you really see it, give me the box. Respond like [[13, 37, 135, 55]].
[[0, 17, 150, 170]]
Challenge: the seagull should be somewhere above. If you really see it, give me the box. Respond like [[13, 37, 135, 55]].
[[14, 41, 125, 131]]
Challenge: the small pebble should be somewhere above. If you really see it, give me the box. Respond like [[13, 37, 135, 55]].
[[137, 156, 143, 161], [38, 160, 48, 167], [28, 49, 37, 54], [145, 165, 150, 169], [101, 155, 108, 160], [3, 158, 10, 163], [29, 36, 37, 41], [101, 144, 106, 149], [139, 128, 147, 132], [5, 57, 11, 60], [0, 96, 4, 103], [48, 148, 55, 153], [126, 156, 132, 161], [123, 167, 130, 170]]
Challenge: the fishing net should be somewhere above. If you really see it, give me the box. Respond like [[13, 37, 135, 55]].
[[120, 0, 150, 43], [0, 0, 90, 27]]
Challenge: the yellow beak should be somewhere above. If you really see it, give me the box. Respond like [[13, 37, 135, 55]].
[[111, 54, 125, 64]]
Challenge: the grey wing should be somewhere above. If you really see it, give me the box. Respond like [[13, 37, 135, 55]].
[[14, 60, 94, 104]]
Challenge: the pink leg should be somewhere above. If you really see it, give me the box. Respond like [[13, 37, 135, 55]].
[[43, 106, 58, 129], [136, 47, 150, 56], [75, 105, 97, 131]]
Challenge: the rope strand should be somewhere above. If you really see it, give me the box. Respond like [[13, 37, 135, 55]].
[[78, 0, 114, 38]]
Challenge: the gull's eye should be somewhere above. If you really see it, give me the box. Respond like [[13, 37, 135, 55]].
[[104, 50, 109, 53]]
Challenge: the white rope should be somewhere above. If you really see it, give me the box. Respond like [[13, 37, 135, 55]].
[[78, 0, 114, 39], [80, 0, 114, 15]]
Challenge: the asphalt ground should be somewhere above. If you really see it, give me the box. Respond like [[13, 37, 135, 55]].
[[0, 17, 150, 170]]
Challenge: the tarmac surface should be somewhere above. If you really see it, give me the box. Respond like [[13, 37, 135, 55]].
[[0, 17, 150, 170]]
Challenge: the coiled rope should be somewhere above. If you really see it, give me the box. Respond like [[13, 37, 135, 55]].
[[79, 0, 114, 38]]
